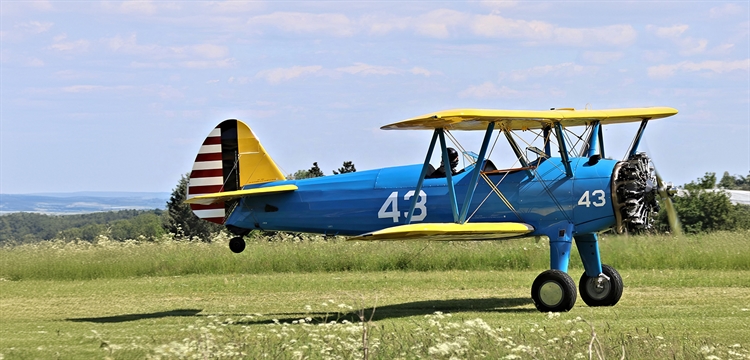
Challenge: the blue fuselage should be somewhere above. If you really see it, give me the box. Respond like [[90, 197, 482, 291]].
[[225, 157, 618, 237]]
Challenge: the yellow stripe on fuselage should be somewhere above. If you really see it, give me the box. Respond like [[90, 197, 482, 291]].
[[349, 222, 534, 241]]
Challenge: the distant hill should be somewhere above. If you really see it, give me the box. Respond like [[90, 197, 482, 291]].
[[0, 192, 170, 214]]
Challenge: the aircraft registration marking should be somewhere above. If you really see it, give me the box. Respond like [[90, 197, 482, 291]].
[[578, 190, 606, 207], [378, 190, 427, 222]]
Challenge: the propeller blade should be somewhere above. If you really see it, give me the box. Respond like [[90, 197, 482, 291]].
[[655, 169, 682, 236]]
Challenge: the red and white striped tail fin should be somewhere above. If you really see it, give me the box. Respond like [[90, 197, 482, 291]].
[[187, 119, 286, 224]]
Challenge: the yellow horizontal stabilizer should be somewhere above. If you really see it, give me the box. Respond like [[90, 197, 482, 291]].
[[349, 222, 534, 241], [185, 184, 298, 205], [382, 107, 678, 131]]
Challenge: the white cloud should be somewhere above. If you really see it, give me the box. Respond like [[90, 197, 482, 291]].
[[231, 9, 635, 48], [180, 58, 236, 69], [130, 61, 172, 69], [649, 24, 688, 38], [206, 1, 264, 13], [180, 44, 229, 59], [501, 62, 592, 81], [62, 85, 132, 93], [413, 9, 470, 39], [105, 34, 231, 67], [336, 63, 400, 76], [18, 21, 53, 34], [360, 14, 410, 35], [99, 1, 181, 15], [0, 21, 54, 41], [471, 14, 636, 47], [228, 76, 252, 85], [49, 34, 90, 52], [458, 82, 522, 98], [106, 34, 159, 55], [119, 0, 158, 15], [148, 85, 184, 100], [581, 51, 623, 64], [410, 67, 437, 77], [256, 65, 323, 84], [33, 0, 53, 10], [710, 3, 744, 18], [25, 57, 45, 67], [647, 24, 708, 56], [477, 0, 519, 10], [248, 12, 355, 37], [647, 59, 750, 78]]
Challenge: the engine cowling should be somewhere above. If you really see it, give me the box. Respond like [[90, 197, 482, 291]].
[[611, 153, 660, 233]]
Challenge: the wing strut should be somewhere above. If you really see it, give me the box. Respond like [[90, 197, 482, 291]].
[[458, 121, 495, 223], [554, 122, 573, 177], [581, 121, 601, 158], [598, 122, 606, 158], [627, 119, 649, 158], [405, 130, 439, 224], [438, 129, 460, 223]]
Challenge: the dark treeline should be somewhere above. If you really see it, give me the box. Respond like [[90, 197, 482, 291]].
[[0, 210, 164, 243]]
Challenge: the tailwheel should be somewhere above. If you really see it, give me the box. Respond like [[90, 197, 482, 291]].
[[579, 264, 623, 307], [229, 236, 246, 254], [531, 270, 577, 312]]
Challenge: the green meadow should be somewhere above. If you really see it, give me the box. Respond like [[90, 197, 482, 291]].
[[1, 231, 749, 359]]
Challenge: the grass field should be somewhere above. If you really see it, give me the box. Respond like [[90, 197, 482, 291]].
[[1, 232, 749, 359]]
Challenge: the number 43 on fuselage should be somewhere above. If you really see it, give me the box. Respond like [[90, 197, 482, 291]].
[[185, 106, 678, 312]]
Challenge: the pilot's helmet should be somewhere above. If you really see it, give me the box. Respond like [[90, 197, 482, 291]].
[[448, 147, 459, 168]]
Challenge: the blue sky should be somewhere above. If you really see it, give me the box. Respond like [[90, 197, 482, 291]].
[[1, 1, 748, 194]]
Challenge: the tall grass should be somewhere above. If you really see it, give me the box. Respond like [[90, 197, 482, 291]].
[[1, 230, 748, 281]]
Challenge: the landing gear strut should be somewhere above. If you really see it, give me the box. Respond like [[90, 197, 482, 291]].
[[229, 236, 246, 253], [531, 270, 577, 312]]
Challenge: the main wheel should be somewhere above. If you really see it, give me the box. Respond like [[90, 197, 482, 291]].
[[229, 236, 246, 254], [531, 270, 577, 312], [579, 264, 623, 307]]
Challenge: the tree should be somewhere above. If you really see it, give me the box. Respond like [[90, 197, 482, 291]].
[[718, 171, 750, 190], [163, 173, 223, 240], [288, 162, 325, 180], [684, 172, 716, 190], [333, 161, 356, 175], [288, 170, 310, 180], [308, 162, 324, 177], [656, 172, 739, 234]]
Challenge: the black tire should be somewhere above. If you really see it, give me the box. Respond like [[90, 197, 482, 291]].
[[531, 270, 577, 312], [229, 236, 246, 254], [578, 264, 623, 307]]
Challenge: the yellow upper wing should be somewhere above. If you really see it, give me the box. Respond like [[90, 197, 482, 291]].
[[382, 107, 678, 131], [349, 222, 534, 241]]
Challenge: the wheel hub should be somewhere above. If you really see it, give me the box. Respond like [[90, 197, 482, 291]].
[[585, 275, 612, 300], [539, 280, 564, 306]]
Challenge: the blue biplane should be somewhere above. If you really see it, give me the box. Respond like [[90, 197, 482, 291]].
[[185, 107, 679, 312]]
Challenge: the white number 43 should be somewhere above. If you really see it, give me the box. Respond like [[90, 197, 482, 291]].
[[578, 190, 606, 207], [378, 190, 427, 222]]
